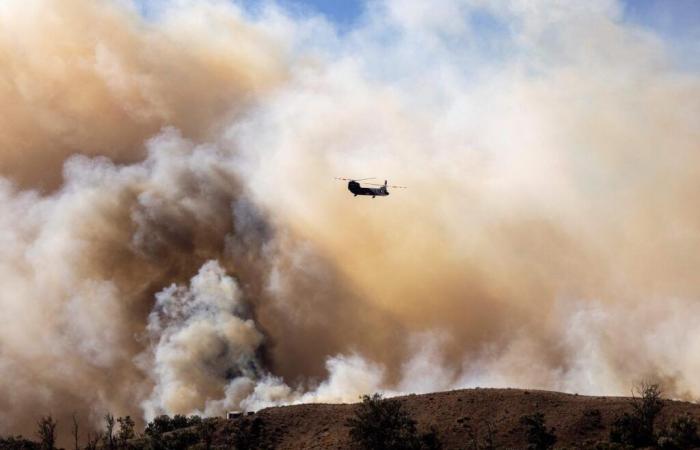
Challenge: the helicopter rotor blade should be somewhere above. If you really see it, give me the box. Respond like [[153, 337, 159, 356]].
[[366, 182, 407, 188], [334, 177, 375, 182]]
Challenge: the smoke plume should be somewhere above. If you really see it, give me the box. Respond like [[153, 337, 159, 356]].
[[0, 0, 699, 442]]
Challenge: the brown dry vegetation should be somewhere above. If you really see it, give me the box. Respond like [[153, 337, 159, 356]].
[[138, 388, 700, 449], [6, 388, 700, 449]]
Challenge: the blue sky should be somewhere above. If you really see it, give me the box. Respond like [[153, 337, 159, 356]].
[[279, 0, 699, 69], [274, 0, 699, 41], [622, 0, 700, 49], [268, 0, 364, 26], [138, 1, 699, 42], [135, 0, 698, 68]]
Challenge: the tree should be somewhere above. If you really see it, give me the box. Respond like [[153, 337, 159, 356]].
[[610, 382, 664, 447], [85, 431, 102, 450], [144, 415, 200, 437], [170, 415, 189, 431], [117, 416, 135, 448], [632, 382, 663, 442], [104, 413, 116, 450], [144, 416, 171, 437], [346, 393, 417, 450], [345, 393, 441, 450], [36, 415, 57, 450], [72, 414, 79, 450], [519, 412, 556, 450]]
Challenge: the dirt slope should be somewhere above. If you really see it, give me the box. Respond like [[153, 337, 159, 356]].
[[214, 388, 700, 449]]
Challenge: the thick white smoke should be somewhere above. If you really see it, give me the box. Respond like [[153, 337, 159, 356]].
[[141, 260, 263, 417], [0, 0, 699, 442]]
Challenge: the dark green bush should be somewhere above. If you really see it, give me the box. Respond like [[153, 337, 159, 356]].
[[657, 414, 700, 449], [144, 416, 170, 437], [457, 417, 496, 450], [610, 383, 664, 447], [141, 414, 203, 450], [580, 409, 604, 432], [419, 426, 443, 450], [197, 418, 217, 450], [142, 428, 198, 450], [345, 393, 442, 450], [231, 416, 272, 450], [631, 383, 663, 443], [519, 412, 556, 450], [144, 414, 201, 437], [169, 415, 190, 431], [610, 413, 643, 447], [164, 428, 199, 450], [0, 435, 40, 450]]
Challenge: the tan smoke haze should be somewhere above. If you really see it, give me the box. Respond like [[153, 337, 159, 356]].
[[1, 0, 700, 441]]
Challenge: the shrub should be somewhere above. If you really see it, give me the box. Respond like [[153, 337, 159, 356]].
[[198, 418, 217, 450], [144, 414, 201, 437], [163, 428, 199, 450], [231, 416, 271, 450], [631, 383, 663, 442], [519, 412, 556, 450], [580, 409, 604, 432], [610, 382, 664, 447], [169, 415, 190, 431], [420, 426, 443, 450], [345, 393, 442, 450], [142, 414, 203, 450], [187, 416, 203, 427], [144, 416, 171, 437], [457, 417, 496, 450], [479, 420, 497, 450], [610, 413, 643, 447], [0, 435, 40, 450], [346, 393, 418, 450], [657, 414, 700, 449]]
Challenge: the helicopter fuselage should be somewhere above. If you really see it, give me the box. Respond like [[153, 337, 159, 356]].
[[348, 180, 389, 198]]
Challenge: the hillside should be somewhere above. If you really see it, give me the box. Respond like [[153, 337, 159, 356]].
[[6, 388, 700, 449], [166, 388, 700, 449]]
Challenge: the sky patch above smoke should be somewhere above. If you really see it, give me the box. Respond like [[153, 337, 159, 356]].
[[129, 0, 700, 76]]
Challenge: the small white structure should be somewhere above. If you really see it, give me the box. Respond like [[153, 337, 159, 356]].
[[226, 410, 242, 419]]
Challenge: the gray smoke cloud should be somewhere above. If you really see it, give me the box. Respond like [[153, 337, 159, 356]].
[[0, 0, 699, 443]]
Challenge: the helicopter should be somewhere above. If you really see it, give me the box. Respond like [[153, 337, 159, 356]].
[[335, 177, 407, 198]]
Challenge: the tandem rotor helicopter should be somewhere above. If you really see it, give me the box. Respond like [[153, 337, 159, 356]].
[[334, 177, 407, 198]]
